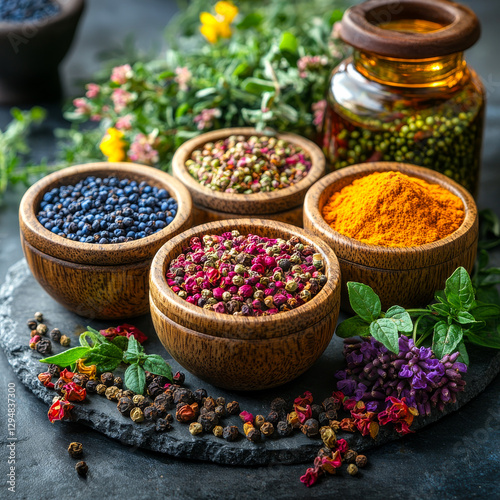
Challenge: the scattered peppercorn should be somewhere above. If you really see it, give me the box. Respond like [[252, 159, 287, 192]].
[[276, 421, 293, 437], [47, 364, 61, 377], [266, 411, 280, 426], [173, 371, 185, 385], [36, 176, 178, 244], [320, 427, 337, 449], [117, 397, 134, 416], [254, 415, 265, 429], [155, 418, 172, 432], [49, 328, 62, 342], [173, 388, 194, 405], [356, 455, 368, 468], [260, 422, 274, 437], [311, 404, 323, 419], [222, 425, 240, 442], [60, 335, 71, 347], [105, 386, 120, 401], [67, 442, 83, 459], [301, 418, 319, 438], [85, 380, 99, 394], [198, 411, 218, 432], [130, 407, 145, 423], [193, 388, 208, 404], [344, 449, 358, 464], [113, 376, 123, 388], [189, 422, 203, 436], [72, 374, 89, 388], [75, 461, 88, 477], [347, 464, 359, 476], [96, 384, 107, 396], [34, 312, 43, 322], [36, 338, 52, 355], [36, 323, 48, 335], [203, 396, 216, 412], [226, 400, 240, 415], [27, 319, 37, 330], [214, 405, 226, 419], [212, 425, 224, 438], [100, 372, 114, 387]]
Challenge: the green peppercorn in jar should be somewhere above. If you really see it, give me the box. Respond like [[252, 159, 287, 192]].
[[322, 0, 485, 195]]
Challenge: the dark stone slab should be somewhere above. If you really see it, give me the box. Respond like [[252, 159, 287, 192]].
[[1, 259, 500, 466]]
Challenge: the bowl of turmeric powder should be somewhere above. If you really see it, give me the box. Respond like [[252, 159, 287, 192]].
[[303, 162, 478, 310]]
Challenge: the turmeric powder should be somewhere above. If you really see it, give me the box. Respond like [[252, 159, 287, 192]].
[[322, 171, 465, 247]]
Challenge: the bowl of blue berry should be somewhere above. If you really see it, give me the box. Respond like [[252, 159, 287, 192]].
[[0, 0, 85, 104], [19, 162, 193, 319]]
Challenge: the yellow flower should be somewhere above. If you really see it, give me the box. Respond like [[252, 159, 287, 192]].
[[100, 127, 127, 162], [200, 2, 238, 44], [215, 1, 238, 23]]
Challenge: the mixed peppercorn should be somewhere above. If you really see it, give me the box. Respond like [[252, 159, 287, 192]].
[[166, 231, 326, 316], [186, 135, 312, 193], [36, 176, 177, 244], [0, 0, 60, 22]]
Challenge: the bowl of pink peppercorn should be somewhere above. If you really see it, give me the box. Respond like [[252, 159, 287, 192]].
[[149, 218, 341, 391], [171, 127, 326, 227]]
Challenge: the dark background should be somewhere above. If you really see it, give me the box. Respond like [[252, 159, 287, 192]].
[[0, 1, 499, 499]]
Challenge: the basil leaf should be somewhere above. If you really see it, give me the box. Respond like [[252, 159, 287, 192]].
[[80, 328, 108, 348], [385, 306, 413, 333], [112, 336, 129, 351], [434, 289, 448, 304], [39, 346, 90, 367], [445, 267, 475, 312], [432, 321, 463, 359], [335, 316, 371, 339], [83, 343, 123, 373], [143, 355, 173, 381], [454, 311, 477, 325], [431, 302, 451, 317], [125, 363, 146, 395], [347, 282, 381, 323], [470, 302, 500, 321], [370, 318, 399, 354], [465, 329, 500, 349], [279, 32, 298, 53], [457, 341, 469, 366]]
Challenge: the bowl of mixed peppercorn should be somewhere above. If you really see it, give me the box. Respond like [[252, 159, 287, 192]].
[[172, 127, 326, 227], [149, 219, 341, 391], [304, 162, 478, 310], [19, 162, 193, 319]]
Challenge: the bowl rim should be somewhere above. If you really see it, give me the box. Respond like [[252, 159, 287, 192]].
[[303, 162, 478, 270], [0, 0, 85, 32], [171, 127, 326, 214], [19, 162, 193, 266], [149, 218, 341, 340]]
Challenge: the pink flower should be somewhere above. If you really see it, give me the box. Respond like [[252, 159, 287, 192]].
[[90, 114, 102, 122], [331, 21, 342, 40], [300, 467, 320, 487], [312, 99, 327, 130], [73, 98, 91, 115], [297, 55, 328, 78], [85, 83, 100, 99], [175, 66, 192, 91], [111, 64, 133, 85], [111, 88, 133, 113], [128, 133, 159, 165], [115, 114, 133, 130], [193, 108, 221, 130]]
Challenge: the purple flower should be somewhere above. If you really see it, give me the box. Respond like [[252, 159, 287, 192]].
[[399, 365, 413, 378]]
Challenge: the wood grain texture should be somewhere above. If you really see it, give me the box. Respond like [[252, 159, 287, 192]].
[[149, 218, 341, 340], [19, 162, 193, 319], [304, 162, 479, 310], [19, 162, 193, 266], [150, 295, 340, 391], [171, 127, 325, 225], [340, 0, 480, 59]]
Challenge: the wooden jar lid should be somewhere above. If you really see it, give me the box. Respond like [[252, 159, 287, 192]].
[[340, 0, 480, 59]]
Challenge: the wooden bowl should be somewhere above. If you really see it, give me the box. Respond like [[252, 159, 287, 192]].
[[303, 162, 478, 311], [149, 219, 341, 390], [19, 162, 193, 320], [0, 0, 85, 104], [172, 127, 325, 227]]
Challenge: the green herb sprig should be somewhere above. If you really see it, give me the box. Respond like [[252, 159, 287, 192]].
[[40, 327, 172, 394], [336, 267, 500, 363]]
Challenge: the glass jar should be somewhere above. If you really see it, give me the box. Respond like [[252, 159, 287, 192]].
[[322, 0, 485, 196]]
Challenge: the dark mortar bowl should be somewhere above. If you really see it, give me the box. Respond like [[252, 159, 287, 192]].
[[0, 0, 85, 104]]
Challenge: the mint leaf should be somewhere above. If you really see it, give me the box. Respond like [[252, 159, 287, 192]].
[[143, 355, 173, 381], [370, 318, 399, 354], [457, 341, 469, 365], [83, 343, 123, 373], [432, 321, 463, 359], [123, 336, 143, 364], [80, 327, 108, 348], [454, 311, 477, 325], [279, 32, 298, 53], [465, 329, 500, 349], [385, 306, 413, 333], [336, 316, 371, 338], [111, 336, 129, 351], [431, 302, 451, 317], [434, 290, 448, 305], [347, 282, 381, 323], [125, 364, 146, 395], [445, 267, 474, 311], [39, 346, 90, 367], [470, 302, 500, 321]]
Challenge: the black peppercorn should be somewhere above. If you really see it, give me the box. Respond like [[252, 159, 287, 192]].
[[121, 390, 134, 399], [246, 428, 261, 443], [154, 403, 168, 419], [344, 450, 358, 464], [144, 405, 159, 422], [100, 372, 114, 387], [311, 404, 323, 420], [54, 378, 65, 395], [276, 421, 293, 437], [173, 371, 185, 385], [270, 397, 288, 419], [324, 409, 338, 423], [301, 418, 319, 438], [75, 461, 88, 476], [226, 400, 240, 415], [86, 380, 99, 394], [73, 374, 89, 388], [198, 411, 219, 432], [318, 412, 330, 427], [27, 319, 37, 330], [47, 364, 61, 377], [322, 397, 341, 412], [155, 418, 172, 432], [49, 328, 62, 342], [173, 388, 194, 405], [164, 413, 174, 424], [254, 415, 265, 429], [96, 384, 107, 395], [145, 371, 154, 385], [154, 393, 173, 409], [317, 447, 333, 459], [222, 425, 240, 442], [153, 375, 169, 387], [193, 388, 208, 404], [146, 381, 164, 399], [266, 411, 279, 426], [203, 396, 216, 412], [105, 386, 120, 401], [36, 339, 52, 355], [34, 312, 43, 322], [214, 405, 226, 419], [215, 397, 226, 407], [356, 455, 368, 468], [113, 376, 123, 389], [117, 397, 134, 416], [67, 442, 83, 458]]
